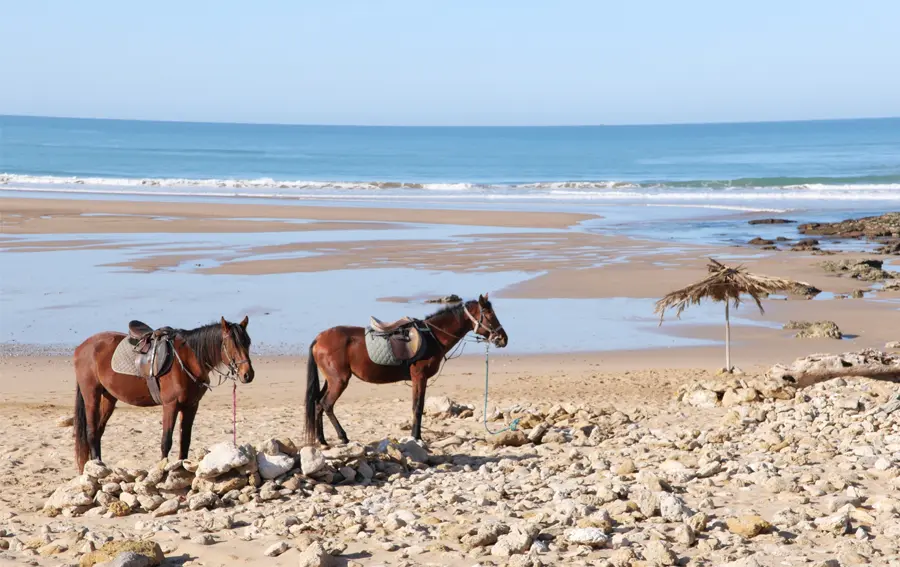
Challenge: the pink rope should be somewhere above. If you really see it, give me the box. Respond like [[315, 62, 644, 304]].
[[232, 381, 237, 445]]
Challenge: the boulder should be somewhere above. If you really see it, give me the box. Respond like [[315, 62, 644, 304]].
[[195, 443, 254, 479], [84, 460, 112, 480], [749, 218, 795, 225], [399, 439, 429, 463], [726, 515, 772, 538], [44, 474, 98, 513], [686, 389, 719, 408], [489, 430, 529, 447], [257, 453, 295, 480], [56, 416, 74, 427], [490, 525, 536, 557], [784, 320, 842, 339], [300, 446, 327, 476], [424, 396, 454, 416], [79, 540, 163, 567], [297, 541, 334, 567], [642, 540, 677, 566], [565, 528, 608, 548], [264, 541, 289, 557], [151, 499, 179, 518]]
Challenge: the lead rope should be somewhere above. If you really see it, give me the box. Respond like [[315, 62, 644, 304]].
[[482, 342, 519, 435], [232, 381, 237, 445]]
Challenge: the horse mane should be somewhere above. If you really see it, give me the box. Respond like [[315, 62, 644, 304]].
[[424, 298, 490, 320], [177, 321, 250, 369]]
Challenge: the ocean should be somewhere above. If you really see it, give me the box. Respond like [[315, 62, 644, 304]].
[[1, 115, 899, 208]]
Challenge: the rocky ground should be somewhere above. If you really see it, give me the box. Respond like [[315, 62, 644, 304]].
[[4, 355, 900, 566]]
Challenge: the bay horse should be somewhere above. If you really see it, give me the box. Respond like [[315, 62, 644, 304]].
[[72, 316, 254, 473], [304, 294, 508, 446]]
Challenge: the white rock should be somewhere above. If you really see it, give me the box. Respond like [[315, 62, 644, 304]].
[[151, 498, 179, 517], [565, 528, 608, 548], [642, 540, 677, 566], [686, 389, 719, 408], [56, 416, 74, 428], [658, 492, 691, 522], [43, 475, 98, 511], [264, 541, 290, 557], [119, 492, 139, 509], [83, 460, 112, 479], [257, 453, 295, 480], [490, 526, 534, 557], [188, 491, 218, 511], [300, 446, 327, 476], [196, 443, 254, 479], [297, 541, 334, 567], [815, 512, 851, 535], [424, 396, 454, 416], [399, 439, 429, 463]]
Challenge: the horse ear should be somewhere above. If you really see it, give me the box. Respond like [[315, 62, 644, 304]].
[[220, 317, 228, 333], [240, 315, 249, 328], [478, 294, 487, 305]]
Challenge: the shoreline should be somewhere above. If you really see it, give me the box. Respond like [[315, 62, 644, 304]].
[[1, 195, 897, 357]]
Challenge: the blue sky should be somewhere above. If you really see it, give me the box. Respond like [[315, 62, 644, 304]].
[[1, 1, 898, 126]]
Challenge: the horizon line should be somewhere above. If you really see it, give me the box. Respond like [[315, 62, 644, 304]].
[[2, 112, 899, 129]]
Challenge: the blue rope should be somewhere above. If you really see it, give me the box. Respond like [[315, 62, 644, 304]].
[[482, 342, 520, 435]]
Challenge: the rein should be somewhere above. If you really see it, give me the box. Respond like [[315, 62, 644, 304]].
[[481, 342, 519, 435], [172, 334, 245, 444]]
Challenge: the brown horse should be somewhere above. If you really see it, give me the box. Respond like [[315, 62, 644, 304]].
[[72, 317, 254, 473], [304, 294, 508, 445]]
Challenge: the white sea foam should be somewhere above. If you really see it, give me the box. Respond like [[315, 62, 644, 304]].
[[2, 173, 898, 203]]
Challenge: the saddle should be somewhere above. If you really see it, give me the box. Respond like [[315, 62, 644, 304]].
[[369, 316, 414, 334], [123, 320, 177, 404], [365, 317, 429, 366]]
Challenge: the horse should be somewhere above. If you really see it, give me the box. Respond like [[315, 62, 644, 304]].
[[72, 316, 254, 473], [304, 294, 508, 446]]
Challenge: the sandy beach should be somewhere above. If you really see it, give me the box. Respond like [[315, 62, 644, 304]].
[[1, 195, 899, 566]]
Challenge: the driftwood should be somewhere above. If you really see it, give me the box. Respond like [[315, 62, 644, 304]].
[[768, 349, 900, 388]]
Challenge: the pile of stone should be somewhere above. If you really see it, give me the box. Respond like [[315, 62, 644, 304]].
[[784, 320, 843, 339], [819, 258, 898, 282], [43, 435, 435, 519], [678, 375, 797, 409], [799, 212, 900, 240]]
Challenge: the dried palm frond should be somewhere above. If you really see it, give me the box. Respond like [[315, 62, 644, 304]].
[[654, 258, 814, 323]]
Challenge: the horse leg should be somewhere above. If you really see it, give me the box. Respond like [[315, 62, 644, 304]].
[[160, 402, 178, 460], [321, 373, 350, 445], [82, 384, 104, 463], [179, 404, 199, 460], [96, 393, 117, 440], [411, 374, 427, 441], [315, 383, 328, 446]]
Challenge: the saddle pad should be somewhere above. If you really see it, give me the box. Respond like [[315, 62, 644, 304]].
[[365, 329, 402, 366], [111, 338, 142, 377]]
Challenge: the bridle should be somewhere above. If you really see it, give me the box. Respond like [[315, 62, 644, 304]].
[[462, 303, 504, 345], [217, 334, 251, 383]]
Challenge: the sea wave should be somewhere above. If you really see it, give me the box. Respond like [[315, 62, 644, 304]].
[[1, 172, 898, 201]]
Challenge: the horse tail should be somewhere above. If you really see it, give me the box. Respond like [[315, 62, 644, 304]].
[[74, 383, 90, 473], [304, 340, 320, 445]]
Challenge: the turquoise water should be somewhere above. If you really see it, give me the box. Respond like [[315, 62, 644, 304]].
[[1, 115, 899, 205]]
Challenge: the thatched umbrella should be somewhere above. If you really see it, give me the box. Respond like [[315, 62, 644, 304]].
[[654, 258, 817, 372]]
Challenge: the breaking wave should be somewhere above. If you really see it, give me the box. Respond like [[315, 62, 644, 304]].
[[1, 172, 898, 202]]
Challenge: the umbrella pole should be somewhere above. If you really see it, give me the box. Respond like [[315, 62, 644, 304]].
[[725, 301, 731, 372]]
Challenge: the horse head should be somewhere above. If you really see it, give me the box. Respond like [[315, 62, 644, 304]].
[[467, 294, 508, 348], [221, 316, 254, 383]]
